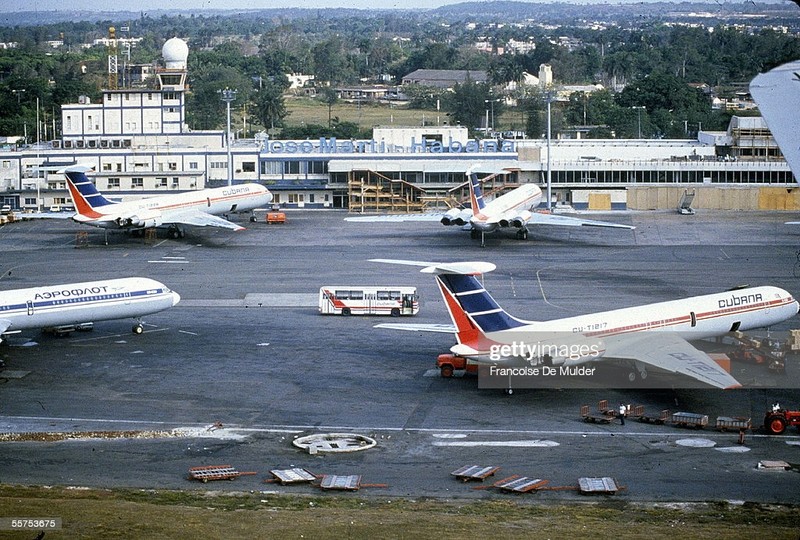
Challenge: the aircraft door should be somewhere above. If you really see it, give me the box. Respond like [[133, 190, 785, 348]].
[[26, 300, 34, 316]]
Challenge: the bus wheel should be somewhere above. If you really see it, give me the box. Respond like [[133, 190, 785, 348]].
[[391, 308, 400, 317], [440, 364, 454, 378], [342, 308, 351, 316]]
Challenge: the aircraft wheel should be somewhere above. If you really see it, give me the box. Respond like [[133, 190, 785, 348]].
[[516, 229, 528, 240], [628, 371, 637, 382], [505, 388, 514, 395], [639, 370, 648, 380], [132, 324, 144, 335], [170, 228, 180, 239]]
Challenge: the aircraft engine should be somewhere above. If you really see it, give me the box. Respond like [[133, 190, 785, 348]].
[[510, 210, 533, 229], [441, 208, 462, 226], [115, 209, 163, 228]]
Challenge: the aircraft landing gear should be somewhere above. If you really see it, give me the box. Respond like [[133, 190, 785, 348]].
[[132, 323, 144, 335], [515, 228, 528, 240], [167, 225, 186, 239], [627, 362, 648, 383]]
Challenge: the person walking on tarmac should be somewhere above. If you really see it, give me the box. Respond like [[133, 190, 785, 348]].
[[618, 403, 626, 425]]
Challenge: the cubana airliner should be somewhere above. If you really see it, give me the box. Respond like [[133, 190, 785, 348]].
[[371, 259, 799, 389], [0, 277, 180, 342], [62, 165, 273, 238], [346, 166, 633, 246]]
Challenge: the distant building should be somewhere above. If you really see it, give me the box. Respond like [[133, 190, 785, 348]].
[[401, 69, 488, 89], [506, 39, 536, 55]]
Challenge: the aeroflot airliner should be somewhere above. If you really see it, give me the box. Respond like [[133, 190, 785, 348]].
[[371, 259, 799, 389], [0, 277, 180, 342], [346, 166, 633, 246], [62, 165, 273, 238]]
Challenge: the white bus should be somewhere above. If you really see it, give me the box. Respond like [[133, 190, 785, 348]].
[[319, 286, 419, 316]]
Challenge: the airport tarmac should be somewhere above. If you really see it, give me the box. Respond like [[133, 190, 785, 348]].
[[1, 209, 800, 503]]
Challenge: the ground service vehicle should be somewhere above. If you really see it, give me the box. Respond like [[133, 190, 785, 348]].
[[319, 286, 418, 316], [764, 407, 800, 434]]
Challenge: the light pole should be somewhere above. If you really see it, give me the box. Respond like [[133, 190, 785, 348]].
[[219, 88, 237, 186], [546, 91, 553, 211], [632, 106, 645, 138], [484, 98, 500, 134]]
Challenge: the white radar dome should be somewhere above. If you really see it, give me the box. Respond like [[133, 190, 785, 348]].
[[162, 37, 189, 69]]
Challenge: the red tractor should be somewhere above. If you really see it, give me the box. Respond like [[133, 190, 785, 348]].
[[763, 406, 800, 435]]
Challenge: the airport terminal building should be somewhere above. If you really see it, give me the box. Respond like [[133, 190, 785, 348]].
[[0, 38, 795, 214]]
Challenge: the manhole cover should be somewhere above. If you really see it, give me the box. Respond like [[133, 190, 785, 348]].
[[292, 433, 377, 454]]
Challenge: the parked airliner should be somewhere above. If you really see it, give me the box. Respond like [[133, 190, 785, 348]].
[[0, 277, 180, 342], [371, 259, 799, 389], [346, 167, 634, 246], [62, 165, 273, 238]]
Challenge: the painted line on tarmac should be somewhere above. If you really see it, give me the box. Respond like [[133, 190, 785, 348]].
[[433, 440, 559, 447], [69, 328, 169, 343], [2, 415, 798, 440]]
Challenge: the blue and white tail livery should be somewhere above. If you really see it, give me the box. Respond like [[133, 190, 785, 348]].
[[371, 259, 799, 389]]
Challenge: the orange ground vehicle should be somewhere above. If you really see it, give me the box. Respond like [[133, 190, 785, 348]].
[[266, 211, 286, 224], [764, 407, 800, 434], [436, 354, 478, 378]]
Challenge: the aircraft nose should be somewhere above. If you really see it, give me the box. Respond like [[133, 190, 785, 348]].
[[172, 291, 181, 306]]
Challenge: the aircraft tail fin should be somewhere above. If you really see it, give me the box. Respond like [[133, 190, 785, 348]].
[[467, 169, 487, 215], [371, 259, 529, 342], [62, 165, 115, 215]]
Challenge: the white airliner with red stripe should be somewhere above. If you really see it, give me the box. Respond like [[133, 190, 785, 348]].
[[372, 259, 799, 389], [346, 166, 633, 245], [63, 165, 273, 238]]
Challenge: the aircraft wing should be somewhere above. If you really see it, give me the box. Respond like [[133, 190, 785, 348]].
[[526, 212, 634, 229], [345, 213, 446, 223], [749, 60, 800, 185], [168, 210, 245, 231], [603, 332, 741, 389], [374, 322, 456, 333]]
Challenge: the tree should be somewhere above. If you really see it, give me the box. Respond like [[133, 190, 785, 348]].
[[319, 87, 339, 129], [444, 78, 493, 132], [185, 65, 253, 131], [521, 92, 545, 138], [253, 81, 288, 132], [616, 71, 711, 138], [403, 84, 444, 109], [312, 36, 353, 84]]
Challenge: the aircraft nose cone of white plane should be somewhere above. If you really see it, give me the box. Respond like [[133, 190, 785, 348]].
[[172, 291, 181, 306]]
